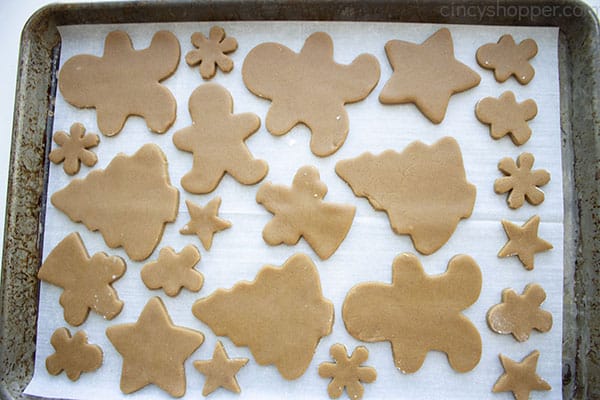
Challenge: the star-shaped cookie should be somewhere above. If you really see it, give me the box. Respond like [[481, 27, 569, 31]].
[[180, 198, 232, 250], [379, 28, 480, 124], [498, 215, 553, 270], [194, 341, 248, 396], [106, 297, 204, 397], [493, 350, 551, 400]]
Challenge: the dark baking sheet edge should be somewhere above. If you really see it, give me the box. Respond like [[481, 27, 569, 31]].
[[1, 1, 598, 399]]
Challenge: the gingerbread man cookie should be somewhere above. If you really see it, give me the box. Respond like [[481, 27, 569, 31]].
[[476, 91, 538, 146], [477, 34, 538, 84], [336, 137, 476, 255], [243, 31, 380, 156], [318, 344, 377, 400], [51, 144, 179, 262], [59, 30, 180, 136], [256, 165, 356, 260], [46, 328, 103, 381], [173, 83, 268, 194], [495, 152, 550, 209], [141, 245, 204, 297], [186, 26, 238, 79], [487, 284, 553, 342], [37, 232, 126, 326], [49, 123, 99, 175], [379, 28, 481, 124], [192, 253, 334, 380], [342, 253, 482, 373]]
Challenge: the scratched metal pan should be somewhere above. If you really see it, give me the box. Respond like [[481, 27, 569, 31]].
[[1, 0, 598, 399]]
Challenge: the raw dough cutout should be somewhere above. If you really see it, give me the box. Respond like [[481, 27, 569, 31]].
[[498, 215, 553, 270], [106, 297, 204, 397], [476, 34, 538, 84], [256, 165, 356, 260], [487, 284, 552, 342], [49, 122, 99, 175], [194, 341, 248, 396], [318, 344, 376, 400], [141, 245, 203, 297], [493, 350, 551, 400], [379, 28, 480, 124], [59, 30, 180, 136], [495, 152, 550, 209], [192, 253, 334, 380], [180, 198, 232, 250], [173, 83, 268, 194], [37, 232, 125, 326], [342, 253, 482, 373], [336, 137, 476, 255], [186, 26, 238, 79], [242, 31, 380, 156], [475, 91, 537, 146], [46, 328, 103, 381], [51, 144, 179, 262]]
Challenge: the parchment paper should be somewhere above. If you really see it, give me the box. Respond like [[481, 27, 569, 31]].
[[25, 21, 562, 400]]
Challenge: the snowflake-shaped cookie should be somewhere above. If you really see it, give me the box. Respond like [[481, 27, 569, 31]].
[[186, 26, 238, 79], [49, 123, 99, 175], [494, 152, 550, 209], [318, 344, 376, 400], [476, 34, 538, 84]]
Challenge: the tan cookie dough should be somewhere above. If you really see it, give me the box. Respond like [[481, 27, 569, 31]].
[[342, 253, 482, 373], [256, 165, 356, 260], [186, 26, 238, 79], [242, 31, 380, 156], [46, 328, 103, 381], [493, 350, 551, 400], [487, 284, 552, 342], [59, 30, 180, 136], [336, 136, 476, 255], [498, 215, 553, 270], [318, 344, 376, 400], [173, 83, 268, 194], [180, 197, 232, 251], [141, 245, 203, 297], [192, 253, 334, 380], [37, 232, 125, 326], [494, 152, 550, 209], [477, 34, 538, 84], [379, 28, 481, 124], [193, 341, 248, 396], [106, 297, 204, 397], [476, 91, 538, 146], [51, 144, 179, 262], [49, 123, 99, 175]]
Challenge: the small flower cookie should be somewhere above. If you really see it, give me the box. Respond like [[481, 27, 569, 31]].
[[49, 123, 99, 175], [318, 344, 376, 400], [141, 245, 204, 297], [186, 26, 238, 79], [46, 328, 103, 381], [477, 34, 538, 84], [476, 91, 537, 146], [495, 152, 550, 209]]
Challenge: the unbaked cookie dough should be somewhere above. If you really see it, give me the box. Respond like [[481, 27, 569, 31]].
[[498, 215, 553, 270], [186, 26, 238, 79], [179, 197, 232, 251], [193, 341, 248, 396], [46, 328, 103, 381], [476, 34, 538, 84], [141, 245, 203, 297], [494, 152, 550, 209], [192, 253, 334, 380], [49, 123, 99, 175], [318, 344, 376, 400], [493, 350, 551, 400]]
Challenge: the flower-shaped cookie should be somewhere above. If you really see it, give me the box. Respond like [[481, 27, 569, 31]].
[[495, 152, 550, 209], [49, 123, 99, 175], [46, 328, 103, 381], [477, 34, 538, 84], [476, 91, 537, 146], [186, 26, 238, 79], [318, 344, 376, 400], [141, 245, 204, 297]]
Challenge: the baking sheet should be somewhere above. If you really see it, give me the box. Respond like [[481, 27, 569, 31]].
[[24, 21, 562, 399]]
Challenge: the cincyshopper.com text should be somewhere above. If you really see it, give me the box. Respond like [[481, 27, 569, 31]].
[[439, 3, 588, 22]]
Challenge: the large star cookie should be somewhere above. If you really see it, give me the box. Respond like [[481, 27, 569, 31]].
[[106, 297, 204, 397], [379, 28, 480, 124]]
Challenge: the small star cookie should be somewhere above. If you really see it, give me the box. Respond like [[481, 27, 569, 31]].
[[498, 215, 553, 270], [186, 26, 238, 79], [194, 341, 248, 396], [494, 152, 550, 209], [46, 328, 103, 381], [318, 344, 376, 400], [379, 28, 480, 124], [493, 350, 551, 400], [49, 123, 99, 175], [180, 198, 232, 251], [477, 34, 538, 84], [141, 245, 204, 296]]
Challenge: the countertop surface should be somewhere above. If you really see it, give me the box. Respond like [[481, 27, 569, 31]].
[[1, 0, 598, 275]]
